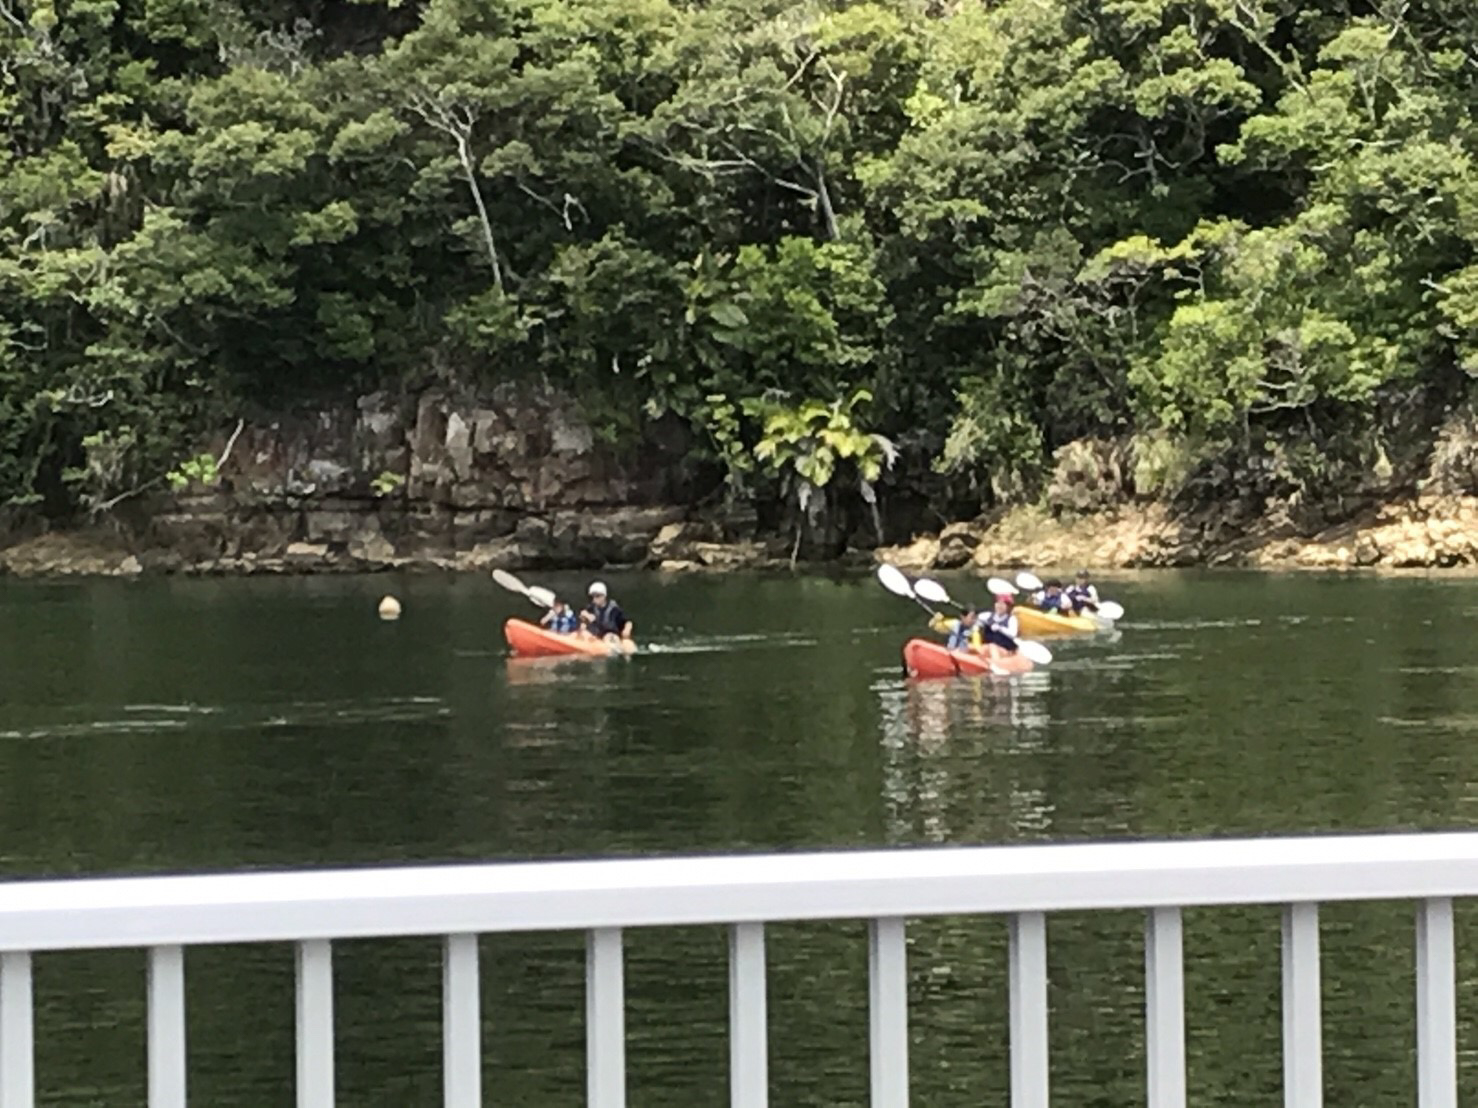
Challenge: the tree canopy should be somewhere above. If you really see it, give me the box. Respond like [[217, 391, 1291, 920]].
[[2, 0, 1475, 519]]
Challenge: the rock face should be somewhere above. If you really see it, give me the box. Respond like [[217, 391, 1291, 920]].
[[874, 425, 1478, 574], [8, 410, 1478, 578], [875, 495, 1478, 573], [0, 383, 714, 576]]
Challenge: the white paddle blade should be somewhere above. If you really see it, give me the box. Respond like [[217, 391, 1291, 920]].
[[876, 563, 915, 598], [914, 578, 953, 605], [527, 586, 557, 608], [492, 568, 529, 596], [1018, 639, 1053, 665], [986, 577, 1018, 596], [1015, 571, 1044, 591], [1096, 600, 1124, 621]]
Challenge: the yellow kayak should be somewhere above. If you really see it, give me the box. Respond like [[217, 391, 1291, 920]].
[[1014, 607, 1102, 635]]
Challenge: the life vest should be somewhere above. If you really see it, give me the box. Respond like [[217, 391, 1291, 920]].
[[984, 611, 1018, 638], [585, 600, 627, 636], [946, 619, 980, 651], [1066, 584, 1095, 607], [548, 609, 578, 633]]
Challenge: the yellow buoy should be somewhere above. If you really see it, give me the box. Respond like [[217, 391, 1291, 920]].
[[378, 595, 402, 620]]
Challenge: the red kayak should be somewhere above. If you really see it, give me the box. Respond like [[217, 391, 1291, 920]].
[[504, 618, 634, 658], [902, 638, 1035, 679]]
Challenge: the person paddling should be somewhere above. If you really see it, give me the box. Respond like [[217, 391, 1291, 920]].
[[1032, 578, 1072, 614], [1066, 569, 1099, 614], [946, 606, 982, 652], [980, 594, 1020, 654], [540, 597, 579, 634], [581, 581, 633, 644]]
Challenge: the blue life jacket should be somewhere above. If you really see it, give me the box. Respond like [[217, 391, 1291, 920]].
[[548, 609, 578, 634], [1039, 591, 1069, 612], [983, 611, 1018, 639], [947, 619, 978, 651], [1066, 584, 1094, 607]]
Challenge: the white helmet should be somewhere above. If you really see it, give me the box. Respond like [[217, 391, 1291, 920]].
[[588, 581, 608, 597]]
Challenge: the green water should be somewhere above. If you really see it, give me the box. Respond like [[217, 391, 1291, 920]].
[[3, 570, 1478, 1105]]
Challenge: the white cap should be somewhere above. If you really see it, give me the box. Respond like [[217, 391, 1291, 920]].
[[588, 581, 607, 596]]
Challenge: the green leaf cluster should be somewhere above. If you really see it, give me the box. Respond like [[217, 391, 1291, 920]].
[[1, 0, 1475, 516]]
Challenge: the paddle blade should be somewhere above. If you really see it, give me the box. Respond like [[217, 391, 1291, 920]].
[[1018, 639, 1053, 665], [492, 568, 529, 596], [1015, 571, 1044, 592], [1096, 600, 1124, 621], [527, 586, 557, 608], [986, 577, 1018, 596], [914, 578, 953, 606], [876, 563, 915, 598]]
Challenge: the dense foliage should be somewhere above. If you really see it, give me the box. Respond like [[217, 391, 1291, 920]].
[[2, 0, 1476, 518]]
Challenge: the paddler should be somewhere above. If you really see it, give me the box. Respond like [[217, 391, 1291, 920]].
[[581, 580, 634, 644], [1065, 569, 1100, 614], [540, 597, 579, 634], [981, 594, 1021, 654], [947, 606, 982, 652], [1031, 578, 1072, 614]]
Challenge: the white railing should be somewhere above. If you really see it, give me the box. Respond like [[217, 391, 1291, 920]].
[[0, 831, 1473, 1107]]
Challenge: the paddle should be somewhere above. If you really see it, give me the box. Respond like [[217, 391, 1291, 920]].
[[492, 568, 557, 609], [1015, 570, 1124, 622], [914, 578, 1053, 666], [877, 563, 938, 615]]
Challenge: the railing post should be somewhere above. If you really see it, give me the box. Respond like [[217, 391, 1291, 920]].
[[586, 927, 625, 1108], [442, 934, 481, 1108], [0, 951, 34, 1108], [868, 917, 908, 1107], [1281, 903, 1321, 1108], [1009, 912, 1049, 1108], [148, 945, 187, 1108], [1415, 898, 1456, 1108], [295, 940, 334, 1108], [728, 923, 768, 1107], [1144, 908, 1186, 1108]]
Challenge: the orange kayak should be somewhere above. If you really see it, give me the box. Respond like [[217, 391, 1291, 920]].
[[902, 639, 1034, 679], [504, 618, 630, 658]]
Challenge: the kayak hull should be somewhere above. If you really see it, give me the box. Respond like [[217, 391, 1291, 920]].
[[902, 639, 1034, 679], [504, 618, 631, 658], [1014, 607, 1103, 636]]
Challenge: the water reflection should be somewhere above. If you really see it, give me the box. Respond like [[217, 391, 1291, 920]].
[[877, 673, 1053, 845]]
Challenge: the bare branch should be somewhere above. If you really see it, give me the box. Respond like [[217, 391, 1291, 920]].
[[91, 476, 163, 516], [216, 418, 246, 470]]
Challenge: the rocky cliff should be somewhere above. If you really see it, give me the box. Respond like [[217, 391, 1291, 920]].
[[6, 387, 1478, 579], [0, 385, 786, 577], [878, 400, 1478, 574]]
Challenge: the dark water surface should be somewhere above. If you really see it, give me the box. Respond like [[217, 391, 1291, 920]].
[[3, 570, 1478, 1104]]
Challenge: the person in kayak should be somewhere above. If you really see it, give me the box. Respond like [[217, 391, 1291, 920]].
[[1031, 579, 1072, 614], [540, 598, 579, 634], [1066, 570, 1100, 614], [927, 605, 981, 651], [581, 581, 633, 643], [980, 594, 1021, 653]]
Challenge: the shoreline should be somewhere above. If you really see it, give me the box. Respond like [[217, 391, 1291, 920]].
[[4, 494, 1477, 579]]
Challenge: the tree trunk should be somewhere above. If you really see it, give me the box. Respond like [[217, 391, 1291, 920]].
[[815, 163, 839, 241], [455, 132, 503, 291]]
